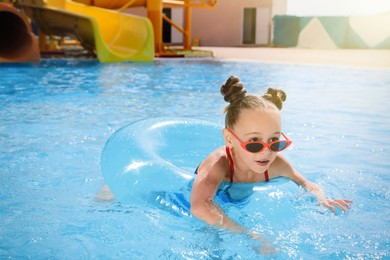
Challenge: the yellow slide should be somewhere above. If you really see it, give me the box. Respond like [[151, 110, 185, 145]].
[[18, 0, 154, 62]]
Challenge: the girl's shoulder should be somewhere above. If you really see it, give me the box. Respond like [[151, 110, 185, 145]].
[[269, 154, 296, 179], [197, 146, 230, 182]]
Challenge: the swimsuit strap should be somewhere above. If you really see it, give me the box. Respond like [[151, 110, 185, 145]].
[[225, 146, 234, 182], [264, 170, 269, 182]]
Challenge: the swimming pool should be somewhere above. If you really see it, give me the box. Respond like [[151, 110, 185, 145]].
[[1, 59, 389, 259]]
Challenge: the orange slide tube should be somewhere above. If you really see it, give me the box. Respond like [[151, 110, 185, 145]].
[[0, 3, 40, 62]]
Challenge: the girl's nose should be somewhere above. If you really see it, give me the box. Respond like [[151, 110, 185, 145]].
[[260, 146, 273, 155]]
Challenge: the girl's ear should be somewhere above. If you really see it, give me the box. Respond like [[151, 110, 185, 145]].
[[222, 128, 233, 148]]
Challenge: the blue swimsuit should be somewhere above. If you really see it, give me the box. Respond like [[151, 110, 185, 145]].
[[195, 146, 269, 202]]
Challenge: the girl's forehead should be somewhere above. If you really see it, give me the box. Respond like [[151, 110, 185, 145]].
[[235, 108, 281, 133], [240, 108, 281, 121]]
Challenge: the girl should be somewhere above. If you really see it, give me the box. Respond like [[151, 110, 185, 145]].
[[190, 75, 352, 254]]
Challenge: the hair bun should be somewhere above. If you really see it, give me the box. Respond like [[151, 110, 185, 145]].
[[263, 87, 287, 110], [220, 76, 247, 104]]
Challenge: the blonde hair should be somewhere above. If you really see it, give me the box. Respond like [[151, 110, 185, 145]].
[[220, 75, 286, 128]]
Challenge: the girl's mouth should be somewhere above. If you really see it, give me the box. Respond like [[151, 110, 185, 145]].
[[256, 160, 270, 166]]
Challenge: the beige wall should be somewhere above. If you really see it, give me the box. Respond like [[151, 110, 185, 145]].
[[192, 0, 278, 47], [126, 0, 287, 47]]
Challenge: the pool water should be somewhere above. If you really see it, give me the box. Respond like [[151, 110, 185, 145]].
[[1, 59, 389, 259]]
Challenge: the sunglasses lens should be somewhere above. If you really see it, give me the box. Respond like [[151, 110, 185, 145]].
[[245, 143, 264, 153], [270, 141, 288, 152]]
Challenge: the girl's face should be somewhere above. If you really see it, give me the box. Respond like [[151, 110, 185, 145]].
[[225, 108, 282, 174]]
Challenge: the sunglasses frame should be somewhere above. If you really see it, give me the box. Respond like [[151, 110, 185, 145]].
[[227, 128, 292, 153]]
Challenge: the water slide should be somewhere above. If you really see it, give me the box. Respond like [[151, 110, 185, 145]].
[[3, 0, 217, 62], [9, 0, 155, 62], [0, 3, 40, 62]]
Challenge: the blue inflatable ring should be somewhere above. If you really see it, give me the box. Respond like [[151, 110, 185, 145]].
[[101, 117, 224, 204]]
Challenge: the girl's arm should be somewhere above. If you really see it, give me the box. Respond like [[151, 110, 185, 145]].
[[190, 153, 277, 255], [190, 158, 246, 232], [275, 155, 352, 213]]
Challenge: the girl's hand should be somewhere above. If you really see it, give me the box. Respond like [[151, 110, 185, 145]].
[[301, 181, 353, 214], [254, 239, 279, 256], [320, 199, 352, 214], [249, 232, 279, 256]]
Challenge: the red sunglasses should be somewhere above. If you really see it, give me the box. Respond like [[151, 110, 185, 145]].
[[227, 129, 292, 153]]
